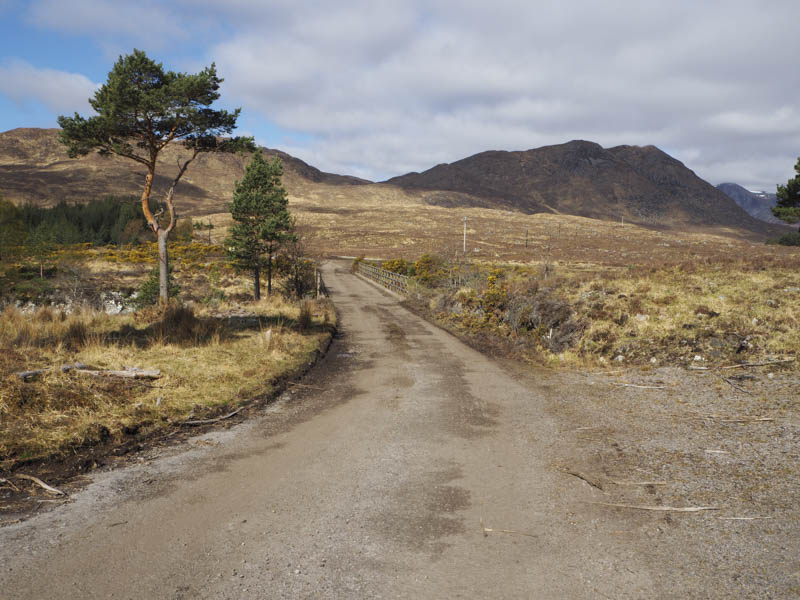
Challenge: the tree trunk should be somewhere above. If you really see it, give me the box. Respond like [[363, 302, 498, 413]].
[[158, 229, 169, 303], [253, 264, 261, 301], [267, 254, 273, 296]]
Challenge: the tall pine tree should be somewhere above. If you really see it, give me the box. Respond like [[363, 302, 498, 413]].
[[225, 152, 294, 300], [58, 49, 252, 302]]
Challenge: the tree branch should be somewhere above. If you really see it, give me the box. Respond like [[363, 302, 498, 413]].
[[163, 146, 200, 234]]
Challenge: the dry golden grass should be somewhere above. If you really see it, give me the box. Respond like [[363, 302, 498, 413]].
[[193, 182, 800, 271], [565, 259, 800, 365], [0, 297, 335, 467], [415, 255, 799, 369]]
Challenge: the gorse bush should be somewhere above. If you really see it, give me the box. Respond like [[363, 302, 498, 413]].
[[381, 258, 408, 275]]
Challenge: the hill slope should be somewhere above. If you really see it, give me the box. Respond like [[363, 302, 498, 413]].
[[717, 183, 782, 224], [386, 140, 778, 234], [0, 128, 368, 213]]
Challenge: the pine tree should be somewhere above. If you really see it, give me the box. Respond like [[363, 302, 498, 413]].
[[774, 157, 800, 231], [225, 152, 294, 300], [58, 49, 253, 302]]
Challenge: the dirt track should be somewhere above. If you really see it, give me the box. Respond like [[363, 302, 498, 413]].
[[1, 261, 795, 598]]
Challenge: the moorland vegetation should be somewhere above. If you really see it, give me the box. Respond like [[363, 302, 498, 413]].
[[364, 251, 799, 370]]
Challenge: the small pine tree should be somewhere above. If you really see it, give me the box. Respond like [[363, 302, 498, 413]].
[[131, 265, 180, 309], [225, 152, 294, 300], [774, 157, 800, 231]]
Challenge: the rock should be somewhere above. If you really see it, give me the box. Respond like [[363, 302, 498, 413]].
[[693, 355, 703, 361], [615, 355, 624, 363]]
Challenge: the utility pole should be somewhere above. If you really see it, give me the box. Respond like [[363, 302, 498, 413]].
[[463, 216, 467, 254], [525, 227, 528, 248]]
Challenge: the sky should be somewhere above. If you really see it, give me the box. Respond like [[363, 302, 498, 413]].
[[1, 0, 798, 190]]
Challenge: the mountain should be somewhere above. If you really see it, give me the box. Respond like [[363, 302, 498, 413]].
[[716, 183, 782, 224], [0, 128, 368, 214], [385, 140, 779, 234], [0, 128, 788, 238]]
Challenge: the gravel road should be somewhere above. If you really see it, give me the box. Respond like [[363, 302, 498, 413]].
[[0, 260, 695, 598]]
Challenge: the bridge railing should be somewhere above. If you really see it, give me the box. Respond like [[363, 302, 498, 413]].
[[356, 262, 410, 295]]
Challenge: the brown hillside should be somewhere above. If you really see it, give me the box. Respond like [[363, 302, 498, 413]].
[[1, 128, 789, 242], [0, 128, 369, 214], [385, 140, 784, 236]]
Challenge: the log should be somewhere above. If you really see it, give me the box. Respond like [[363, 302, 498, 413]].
[[75, 368, 161, 379], [15, 363, 88, 380], [15, 369, 47, 381]]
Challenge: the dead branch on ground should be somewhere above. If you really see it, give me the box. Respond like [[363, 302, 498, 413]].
[[690, 358, 794, 372], [480, 518, 537, 538], [556, 467, 605, 491], [612, 383, 666, 390], [15, 474, 66, 496], [0, 478, 20, 492], [610, 480, 667, 486], [590, 502, 719, 512], [182, 407, 243, 426], [714, 373, 752, 395]]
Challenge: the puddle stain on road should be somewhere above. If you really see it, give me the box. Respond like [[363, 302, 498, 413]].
[[370, 464, 470, 557]]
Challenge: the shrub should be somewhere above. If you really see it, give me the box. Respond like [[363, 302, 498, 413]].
[[413, 253, 446, 286], [381, 258, 408, 275], [130, 265, 180, 309], [174, 217, 193, 242], [351, 255, 364, 273], [298, 300, 313, 331], [766, 231, 800, 246]]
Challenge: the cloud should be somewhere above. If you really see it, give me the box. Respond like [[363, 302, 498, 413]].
[[9, 0, 800, 189], [200, 1, 800, 188], [0, 59, 99, 114], [24, 0, 188, 52]]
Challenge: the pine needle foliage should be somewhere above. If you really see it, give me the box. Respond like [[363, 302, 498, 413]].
[[225, 151, 294, 299]]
